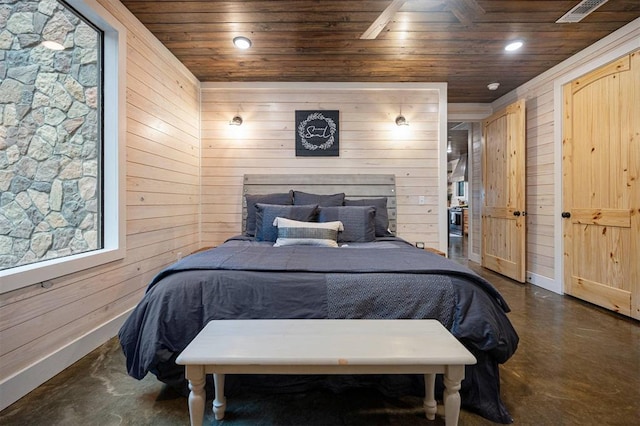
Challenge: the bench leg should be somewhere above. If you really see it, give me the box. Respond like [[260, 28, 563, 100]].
[[423, 373, 437, 420], [443, 365, 464, 426], [185, 365, 206, 426], [213, 373, 227, 420]]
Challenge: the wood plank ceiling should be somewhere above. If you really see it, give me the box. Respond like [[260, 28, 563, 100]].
[[121, 0, 640, 103]]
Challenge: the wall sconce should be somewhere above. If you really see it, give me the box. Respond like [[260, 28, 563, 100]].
[[395, 115, 409, 126], [229, 115, 243, 126], [395, 104, 409, 126]]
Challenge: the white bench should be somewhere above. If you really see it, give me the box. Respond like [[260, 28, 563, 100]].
[[176, 319, 476, 426]]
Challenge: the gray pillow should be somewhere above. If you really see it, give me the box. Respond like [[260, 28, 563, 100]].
[[318, 206, 376, 243], [344, 198, 391, 236], [245, 191, 293, 236], [293, 191, 345, 207], [273, 217, 343, 247], [254, 203, 318, 242]]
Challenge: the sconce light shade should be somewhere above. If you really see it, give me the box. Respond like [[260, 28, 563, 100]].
[[395, 115, 409, 126], [229, 115, 243, 126]]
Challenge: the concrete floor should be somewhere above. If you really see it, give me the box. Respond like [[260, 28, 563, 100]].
[[1, 236, 639, 425]]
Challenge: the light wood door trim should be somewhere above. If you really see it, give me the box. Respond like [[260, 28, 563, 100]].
[[571, 55, 630, 94], [570, 209, 631, 228], [481, 99, 526, 282], [569, 277, 631, 315]]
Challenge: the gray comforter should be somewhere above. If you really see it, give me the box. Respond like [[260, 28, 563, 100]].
[[119, 237, 518, 423]]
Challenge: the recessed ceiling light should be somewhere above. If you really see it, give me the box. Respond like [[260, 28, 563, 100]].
[[233, 36, 252, 49], [487, 82, 500, 91], [505, 41, 523, 52], [41, 40, 65, 50]]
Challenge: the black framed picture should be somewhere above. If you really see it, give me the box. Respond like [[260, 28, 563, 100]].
[[295, 110, 339, 156]]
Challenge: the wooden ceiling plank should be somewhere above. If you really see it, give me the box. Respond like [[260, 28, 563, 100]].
[[124, 1, 396, 14], [128, 11, 405, 25], [155, 29, 612, 44], [143, 20, 628, 34]]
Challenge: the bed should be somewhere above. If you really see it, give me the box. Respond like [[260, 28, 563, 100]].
[[118, 174, 519, 423]]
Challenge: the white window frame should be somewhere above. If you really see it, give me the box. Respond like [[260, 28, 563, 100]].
[[0, 0, 126, 294]]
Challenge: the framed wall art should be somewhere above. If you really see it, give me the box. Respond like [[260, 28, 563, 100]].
[[295, 110, 339, 156]]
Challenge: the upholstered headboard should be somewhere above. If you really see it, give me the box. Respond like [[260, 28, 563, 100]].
[[242, 174, 397, 234]]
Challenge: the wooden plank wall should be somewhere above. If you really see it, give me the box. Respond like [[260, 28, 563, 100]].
[[489, 75, 564, 282], [200, 85, 443, 248], [0, 0, 200, 387], [524, 87, 555, 280], [470, 122, 482, 261]]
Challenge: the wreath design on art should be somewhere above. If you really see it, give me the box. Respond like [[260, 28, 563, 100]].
[[297, 112, 337, 151]]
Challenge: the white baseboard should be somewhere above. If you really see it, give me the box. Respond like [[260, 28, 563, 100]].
[[527, 271, 561, 294], [0, 308, 133, 411]]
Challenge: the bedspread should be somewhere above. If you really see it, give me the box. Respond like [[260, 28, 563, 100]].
[[119, 238, 518, 423]]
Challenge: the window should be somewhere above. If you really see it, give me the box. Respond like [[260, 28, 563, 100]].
[[0, 0, 125, 293], [456, 181, 465, 197]]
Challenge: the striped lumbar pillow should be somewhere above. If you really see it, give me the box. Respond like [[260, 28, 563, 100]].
[[272, 217, 344, 247]]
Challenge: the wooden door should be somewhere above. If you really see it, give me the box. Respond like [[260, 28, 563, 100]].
[[481, 100, 527, 282], [562, 51, 640, 320]]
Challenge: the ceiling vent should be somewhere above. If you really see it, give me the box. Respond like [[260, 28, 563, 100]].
[[556, 0, 610, 23]]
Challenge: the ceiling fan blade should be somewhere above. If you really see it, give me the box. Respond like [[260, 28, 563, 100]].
[[360, 0, 407, 40]]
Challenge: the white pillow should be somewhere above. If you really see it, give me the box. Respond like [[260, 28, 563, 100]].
[[272, 217, 344, 247]]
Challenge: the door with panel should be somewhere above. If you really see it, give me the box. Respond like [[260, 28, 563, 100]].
[[481, 100, 527, 283], [562, 50, 640, 319]]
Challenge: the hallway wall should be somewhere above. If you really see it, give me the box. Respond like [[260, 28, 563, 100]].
[[491, 19, 640, 291]]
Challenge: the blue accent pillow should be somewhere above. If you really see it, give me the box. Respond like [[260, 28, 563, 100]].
[[254, 203, 319, 242], [318, 206, 376, 243], [344, 198, 391, 236], [245, 191, 293, 236], [293, 191, 345, 207]]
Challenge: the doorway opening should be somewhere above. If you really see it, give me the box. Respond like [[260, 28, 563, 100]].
[[447, 122, 470, 262]]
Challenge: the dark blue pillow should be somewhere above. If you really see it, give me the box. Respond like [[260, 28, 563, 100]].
[[318, 206, 376, 243], [245, 191, 293, 236], [254, 203, 319, 242], [293, 191, 345, 207], [344, 198, 391, 236]]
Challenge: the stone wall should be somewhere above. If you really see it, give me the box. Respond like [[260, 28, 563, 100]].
[[0, 0, 100, 270]]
